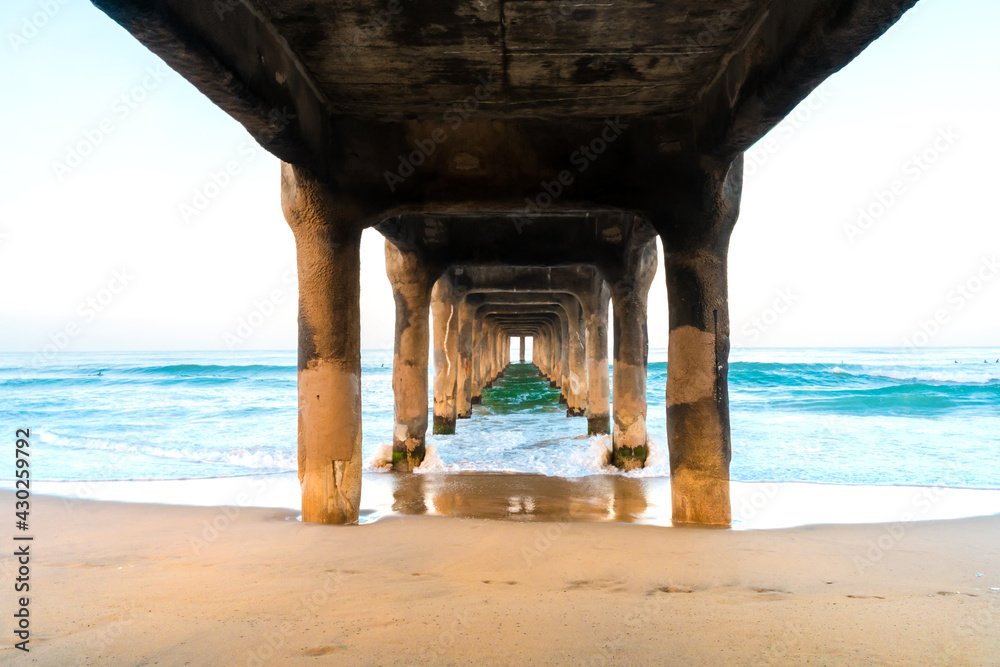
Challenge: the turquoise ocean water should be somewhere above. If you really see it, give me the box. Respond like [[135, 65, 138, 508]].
[[2, 348, 998, 488]]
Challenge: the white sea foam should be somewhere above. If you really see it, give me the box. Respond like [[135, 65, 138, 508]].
[[626, 433, 671, 478], [830, 366, 1000, 385], [414, 443, 450, 473], [365, 443, 394, 471], [36, 431, 296, 472]]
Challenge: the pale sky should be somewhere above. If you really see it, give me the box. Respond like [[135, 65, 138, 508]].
[[1, 0, 997, 354]]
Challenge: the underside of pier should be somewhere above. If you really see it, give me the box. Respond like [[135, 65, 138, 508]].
[[92, 0, 919, 525]]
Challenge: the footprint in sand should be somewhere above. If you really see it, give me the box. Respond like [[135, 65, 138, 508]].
[[302, 645, 346, 657], [654, 585, 695, 594], [566, 579, 627, 592], [749, 587, 794, 599]]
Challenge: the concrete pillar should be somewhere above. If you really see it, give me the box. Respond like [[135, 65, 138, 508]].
[[471, 315, 483, 405], [531, 327, 549, 377], [585, 284, 611, 434], [549, 323, 561, 389], [659, 160, 742, 526], [565, 296, 588, 417], [432, 276, 459, 435], [385, 240, 433, 472], [281, 163, 363, 524], [483, 319, 495, 387], [542, 322, 555, 380], [558, 312, 570, 405], [549, 322, 562, 389], [497, 331, 504, 375], [609, 239, 658, 471], [456, 295, 476, 419], [495, 330, 505, 379], [519, 336, 526, 362], [538, 328, 547, 378]]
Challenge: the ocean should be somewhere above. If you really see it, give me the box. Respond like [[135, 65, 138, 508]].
[[2, 347, 999, 489]]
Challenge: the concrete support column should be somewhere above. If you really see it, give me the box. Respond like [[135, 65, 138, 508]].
[[471, 316, 483, 404], [282, 163, 363, 524], [483, 320, 495, 387], [558, 313, 570, 405], [456, 295, 477, 419], [519, 336, 526, 363], [385, 240, 434, 472], [496, 330, 505, 379], [531, 327, 549, 377], [497, 332, 504, 375], [609, 240, 658, 470], [545, 323, 556, 380], [659, 159, 742, 526], [432, 276, 459, 435], [549, 324, 561, 389], [585, 284, 611, 434], [566, 297, 588, 417]]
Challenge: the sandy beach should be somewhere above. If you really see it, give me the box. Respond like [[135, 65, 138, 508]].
[[3, 486, 998, 665]]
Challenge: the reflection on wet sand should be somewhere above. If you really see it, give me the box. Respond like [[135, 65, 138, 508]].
[[362, 472, 667, 525]]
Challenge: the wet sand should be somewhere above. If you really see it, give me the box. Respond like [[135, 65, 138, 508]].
[[2, 488, 999, 665], [16, 471, 1000, 529]]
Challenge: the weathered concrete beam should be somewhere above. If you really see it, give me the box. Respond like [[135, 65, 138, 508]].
[[92, 0, 330, 177], [456, 294, 485, 419], [696, 0, 920, 160], [385, 240, 438, 472], [606, 240, 658, 470], [432, 275, 460, 435], [582, 282, 612, 435], [653, 157, 744, 527], [281, 163, 364, 524]]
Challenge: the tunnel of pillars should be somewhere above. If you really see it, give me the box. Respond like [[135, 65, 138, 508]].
[[386, 252, 657, 479]]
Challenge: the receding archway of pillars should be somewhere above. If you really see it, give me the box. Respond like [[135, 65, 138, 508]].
[[471, 296, 585, 416], [94, 0, 919, 526], [387, 241, 660, 477], [451, 265, 613, 434]]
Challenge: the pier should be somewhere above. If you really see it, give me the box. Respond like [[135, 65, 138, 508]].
[[91, 0, 918, 525]]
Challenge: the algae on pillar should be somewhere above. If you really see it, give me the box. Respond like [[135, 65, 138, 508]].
[[609, 239, 658, 471], [282, 163, 363, 524], [385, 240, 435, 471]]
